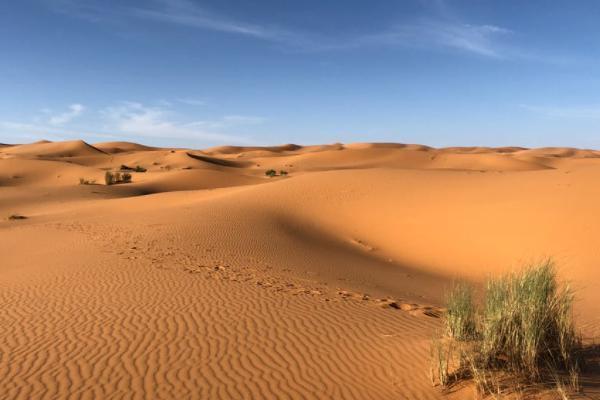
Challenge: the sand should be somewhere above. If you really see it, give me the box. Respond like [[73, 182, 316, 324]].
[[1, 140, 599, 399]]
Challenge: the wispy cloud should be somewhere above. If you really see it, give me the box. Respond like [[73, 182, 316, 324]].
[[0, 101, 262, 144], [49, 0, 513, 58], [129, 0, 284, 40], [359, 20, 511, 58], [222, 115, 265, 124], [176, 98, 206, 107], [51, 0, 300, 44], [0, 120, 104, 142], [520, 104, 600, 119], [48, 103, 85, 125], [101, 101, 259, 141]]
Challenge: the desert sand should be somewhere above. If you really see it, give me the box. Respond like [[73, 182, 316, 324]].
[[1, 139, 599, 399]]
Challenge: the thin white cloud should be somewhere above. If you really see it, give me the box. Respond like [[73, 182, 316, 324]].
[[130, 0, 278, 39], [0, 120, 106, 142], [101, 101, 259, 142], [223, 115, 265, 124], [357, 19, 511, 58], [520, 104, 600, 119], [176, 98, 206, 106], [48, 0, 513, 58], [1, 102, 261, 144], [48, 103, 85, 125]]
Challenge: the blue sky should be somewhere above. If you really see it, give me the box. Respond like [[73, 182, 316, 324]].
[[1, 0, 600, 148]]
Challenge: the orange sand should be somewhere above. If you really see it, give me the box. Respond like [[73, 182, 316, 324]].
[[1, 139, 599, 399]]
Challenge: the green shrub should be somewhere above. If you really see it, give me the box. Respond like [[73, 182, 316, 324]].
[[134, 165, 147, 172], [265, 169, 277, 177], [8, 214, 27, 220], [280, 170, 288, 176], [121, 172, 132, 183], [431, 260, 581, 396]]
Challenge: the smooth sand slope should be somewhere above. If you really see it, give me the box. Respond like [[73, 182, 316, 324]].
[[1, 140, 599, 399]]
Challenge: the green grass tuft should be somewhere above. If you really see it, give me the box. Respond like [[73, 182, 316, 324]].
[[445, 282, 478, 341], [431, 259, 582, 397]]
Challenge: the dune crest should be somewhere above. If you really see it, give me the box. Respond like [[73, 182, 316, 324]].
[[2, 139, 107, 158]]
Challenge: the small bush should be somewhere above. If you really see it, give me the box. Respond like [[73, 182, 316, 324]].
[[265, 169, 277, 177], [120, 164, 146, 173], [431, 260, 581, 396], [105, 171, 132, 185], [280, 170, 288, 176], [8, 214, 27, 220], [79, 177, 96, 185], [105, 171, 115, 185]]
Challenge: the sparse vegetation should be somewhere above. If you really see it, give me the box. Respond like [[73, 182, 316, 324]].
[[79, 177, 96, 185], [265, 169, 277, 177], [8, 214, 27, 220], [431, 259, 582, 398], [120, 164, 146, 172], [280, 170, 288, 176], [105, 171, 115, 185], [105, 171, 132, 185]]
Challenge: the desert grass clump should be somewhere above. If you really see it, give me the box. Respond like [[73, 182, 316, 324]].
[[431, 259, 581, 397], [105, 171, 132, 185], [105, 171, 115, 185], [445, 282, 478, 341], [79, 177, 96, 185], [265, 169, 277, 177], [8, 214, 27, 220], [120, 164, 146, 172], [480, 261, 578, 378]]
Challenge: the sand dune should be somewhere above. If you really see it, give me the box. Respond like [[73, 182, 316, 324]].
[[93, 141, 161, 154], [2, 139, 107, 158], [1, 140, 599, 399]]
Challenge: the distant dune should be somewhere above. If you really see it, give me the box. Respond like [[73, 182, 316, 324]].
[[93, 141, 161, 153], [2, 139, 107, 158], [1, 139, 599, 399]]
